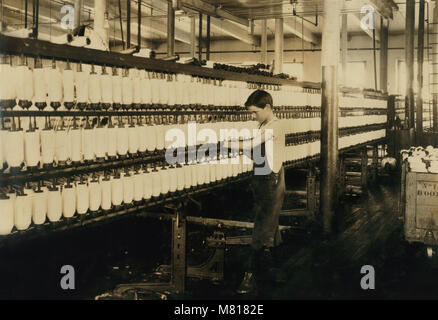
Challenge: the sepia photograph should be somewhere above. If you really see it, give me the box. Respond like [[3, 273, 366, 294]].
[[0, 0, 436, 308]]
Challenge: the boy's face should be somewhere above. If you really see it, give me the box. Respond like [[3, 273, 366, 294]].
[[248, 105, 271, 124]]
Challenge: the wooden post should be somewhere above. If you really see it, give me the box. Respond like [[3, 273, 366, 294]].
[[361, 147, 368, 188], [274, 18, 284, 74], [167, 0, 175, 56], [198, 13, 203, 61], [261, 19, 268, 65], [380, 17, 389, 93], [307, 167, 317, 219], [405, 0, 415, 132], [341, 14, 348, 85], [320, 0, 341, 234], [206, 15, 211, 61], [432, 2, 438, 132], [417, 0, 425, 135], [126, 0, 131, 49], [190, 15, 196, 58]]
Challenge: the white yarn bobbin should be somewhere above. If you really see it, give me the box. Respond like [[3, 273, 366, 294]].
[[122, 173, 134, 205], [116, 125, 129, 156], [101, 178, 112, 211], [122, 76, 133, 105], [137, 125, 147, 153], [70, 128, 82, 162], [55, 129, 69, 163], [89, 180, 101, 212], [107, 126, 118, 158], [0, 196, 14, 235], [95, 127, 108, 159], [142, 170, 153, 200], [41, 129, 55, 165], [151, 169, 161, 197], [62, 185, 76, 218], [89, 73, 102, 104], [33, 68, 47, 103], [24, 130, 40, 168], [63, 69, 75, 103], [47, 187, 62, 222], [128, 125, 139, 155], [111, 176, 123, 206], [112, 74, 122, 104], [146, 125, 157, 152], [75, 70, 89, 104], [82, 127, 95, 161], [183, 164, 192, 189], [76, 182, 89, 215], [169, 167, 178, 193], [133, 172, 144, 202], [6, 130, 24, 169], [160, 167, 170, 195], [101, 73, 113, 104], [32, 188, 47, 225], [14, 193, 31, 231]]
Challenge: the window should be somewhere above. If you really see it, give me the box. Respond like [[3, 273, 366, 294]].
[[283, 63, 304, 81], [344, 61, 367, 89]]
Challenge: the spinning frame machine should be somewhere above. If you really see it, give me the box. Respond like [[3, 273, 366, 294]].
[[0, 34, 389, 296]]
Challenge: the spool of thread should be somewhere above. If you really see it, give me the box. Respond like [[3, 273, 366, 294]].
[[89, 73, 102, 104], [176, 165, 185, 191], [55, 129, 70, 163], [117, 125, 129, 156], [16, 66, 28, 101], [167, 80, 176, 106], [204, 161, 211, 184], [83, 127, 95, 161], [168, 167, 177, 193], [146, 125, 157, 152], [7, 130, 25, 169], [159, 78, 169, 105], [150, 78, 160, 104], [137, 125, 147, 153], [0, 130, 4, 168], [45, 68, 63, 104], [142, 170, 153, 200], [32, 188, 48, 225], [0, 195, 14, 235], [183, 164, 192, 189], [151, 169, 161, 197], [70, 128, 82, 162], [95, 127, 108, 159], [196, 161, 205, 185], [122, 76, 133, 106], [89, 180, 102, 212], [62, 185, 76, 218], [123, 173, 134, 204], [160, 167, 170, 195], [63, 69, 75, 103], [24, 130, 40, 168], [75, 71, 89, 103], [190, 163, 198, 187], [155, 125, 165, 151], [141, 75, 152, 104], [227, 157, 233, 178], [209, 161, 216, 182], [33, 68, 47, 103], [0, 64, 14, 101], [133, 172, 144, 202], [128, 125, 139, 155], [101, 73, 113, 104], [133, 75, 142, 105], [41, 129, 55, 166], [112, 74, 122, 104], [111, 176, 123, 206], [14, 193, 31, 231], [107, 126, 117, 158], [76, 182, 89, 215], [47, 187, 62, 222], [101, 178, 112, 210]]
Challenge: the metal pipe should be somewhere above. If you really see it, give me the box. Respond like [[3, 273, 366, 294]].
[[127, 0, 131, 49], [138, 0, 141, 48], [432, 1, 438, 131], [417, 0, 425, 134], [24, 0, 28, 28], [274, 18, 284, 74], [341, 14, 348, 85], [118, 0, 124, 49], [167, 0, 175, 57], [320, 0, 341, 235], [94, 0, 107, 47], [261, 19, 268, 65], [206, 15, 211, 60], [405, 0, 415, 130], [190, 15, 196, 57], [198, 12, 202, 61], [74, 0, 82, 30], [380, 17, 389, 93]]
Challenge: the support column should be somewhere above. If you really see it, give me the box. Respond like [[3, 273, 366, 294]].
[[405, 0, 416, 131], [432, 1, 438, 132], [190, 15, 196, 57], [417, 0, 425, 135], [74, 0, 82, 30], [341, 14, 348, 86], [274, 18, 284, 74], [261, 19, 268, 65], [361, 147, 368, 188], [320, 0, 341, 234], [126, 0, 131, 49], [167, 0, 175, 56], [380, 17, 389, 93], [94, 0, 108, 47], [206, 15, 211, 61], [307, 167, 317, 219], [198, 13, 203, 61]]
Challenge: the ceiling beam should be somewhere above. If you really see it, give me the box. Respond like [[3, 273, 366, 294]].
[[175, 0, 249, 27], [283, 17, 320, 45], [210, 18, 259, 46]]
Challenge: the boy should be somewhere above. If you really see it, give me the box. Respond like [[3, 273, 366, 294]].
[[235, 90, 286, 295]]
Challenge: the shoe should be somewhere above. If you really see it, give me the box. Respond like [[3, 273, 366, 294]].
[[236, 272, 257, 295]]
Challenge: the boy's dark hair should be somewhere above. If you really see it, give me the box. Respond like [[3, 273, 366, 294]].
[[244, 90, 273, 109]]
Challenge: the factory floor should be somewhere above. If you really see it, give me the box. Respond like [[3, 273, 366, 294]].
[[1, 172, 438, 300]]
